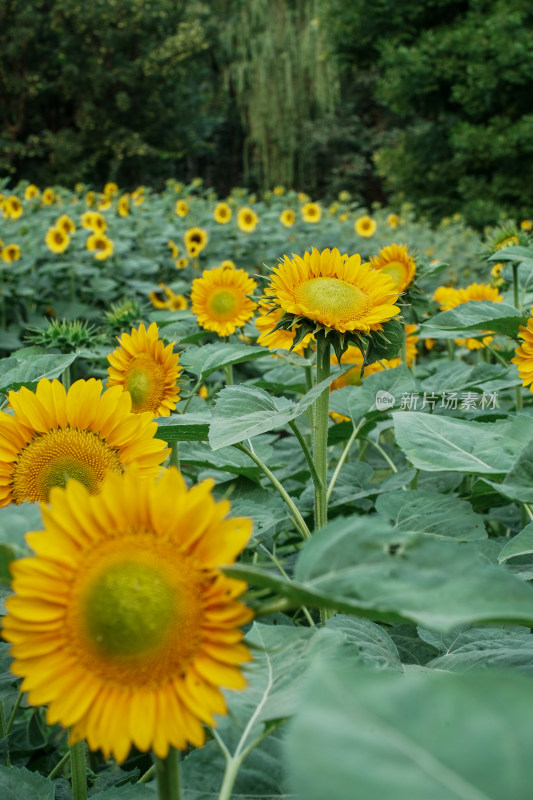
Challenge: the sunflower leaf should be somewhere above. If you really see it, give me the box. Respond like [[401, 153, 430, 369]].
[[179, 344, 269, 379], [421, 300, 525, 337]]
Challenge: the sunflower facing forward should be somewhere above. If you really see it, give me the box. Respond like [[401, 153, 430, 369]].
[[265, 247, 400, 335], [191, 265, 257, 336], [2, 467, 253, 762], [0, 378, 169, 506], [369, 243, 416, 293], [107, 322, 182, 416]]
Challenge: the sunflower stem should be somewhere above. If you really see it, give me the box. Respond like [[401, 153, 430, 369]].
[[170, 440, 180, 470], [512, 262, 521, 310], [313, 332, 330, 533], [224, 363, 233, 385], [5, 690, 23, 735], [155, 747, 182, 800], [233, 442, 311, 539], [288, 419, 322, 490], [61, 363, 71, 390], [69, 740, 88, 800], [47, 748, 71, 780]]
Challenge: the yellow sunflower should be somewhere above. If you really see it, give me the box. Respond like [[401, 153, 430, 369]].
[[521, 219, 533, 232], [301, 202, 322, 223], [24, 184, 40, 201], [168, 239, 180, 259], [97, 194, 112, 211], [2, 467, 253, 762], [81, 211, 106, 233], [85, 191, 96, 206], [6, 196, 23, 219], [512, 311, 533, 390], [149, 284, 188, 311], [176, 257, 189, 269], [132, 187, 145, 206], [369, 243, 417, 293], [280, 209, 296, 228], [220, 259, 236, 270], [103, 181, 119, 197], [191, 266, 258, 337], [117, 195, 130, 217], [214, 202, 232, 224], [45, 226, 70, 254], [86, 233, 114, 260], [175, 200, 190, 218], [237, 207, 259, 233], [107, 322, 182, 417], [0, 378, 169, 507], [56, 214, 76, 234], [354, 215, 377, 238], [42, 188, 56, 205], [266, 247, 400, 335], [184, 227, 208, 257], [1, 244, 21, 263], [255, 302, 313, 354], [386, 213, 399, 229]]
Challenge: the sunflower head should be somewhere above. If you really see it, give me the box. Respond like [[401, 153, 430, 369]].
[[42, 188, 56, 206], [354, 215, 377, 238], [6, 196, 23, 219], [86, 233, 114, 260], [107, 322, 181, 416], [103, 298, 144, 336], [214, 202, 232, 224], [1, 244, 21, 263], [2, 467, 253, 762], [280, 209, 296, 227], [0, 378, 169, 506], [512, 311, 533, 391], [24, 184, 40, 201], [369, 243, 417, 293], [521, 219, 533, 232], [483, 224, 528, 256], [176, 199, 190, 218], [117, 195, 130, 217], [191, 265, 258, 337], [184, 227, 208, 256], [301, 202, 322, 223], [56, 214, 76, 234], [237, 207, 259, 233], [25, 319, 98, 352], [45, 226, 70, 254], [255, 300, 313, 354]]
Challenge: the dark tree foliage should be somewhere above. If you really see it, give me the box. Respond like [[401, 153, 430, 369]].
[[321, 0, 533, 226]]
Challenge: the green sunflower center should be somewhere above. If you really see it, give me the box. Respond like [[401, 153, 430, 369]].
[[209, 289, 237, 316], [380, 260, 407, 288], [12, 428, 122, 503], [84, 561, 175, 657], [125, 355, 166, 413], [295, 277, 369, 324]]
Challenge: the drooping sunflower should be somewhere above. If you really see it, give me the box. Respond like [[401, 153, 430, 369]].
[[107, 322, 182, 416], [1, 244, 21, 263], [168, 239, 180, 259], [184, 227, 208, 257], [191, 265, 257, 337], [301, 202, 322, 223], [280, 209, 296, 228], [45, 226, 70, 254], [214, 202, 232, 224], [354, 215, 377, 238], [255, 301, 313, 354], [86, 233, 114, 260], [386, 213, 399, 229], [237, 207, 259, 233], [2, 467, 253, 762], [512, 311, 533, 390], [0, 378, 169, 507], [266, 247, 400, 335], [369, 243, 417, 293], [521, 219, 533, 232], [175, 199, 190, 218]]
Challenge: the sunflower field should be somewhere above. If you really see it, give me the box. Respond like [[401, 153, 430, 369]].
[[1, 178, 533, 800]]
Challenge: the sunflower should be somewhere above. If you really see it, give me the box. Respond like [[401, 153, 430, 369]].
[[132, 187, 145, 206], [107, 322, 182, 416], [191, 266, 257, 337], [434, 283, 503, 350], [86, 233, 114, 260], [149, 284, 188, 311], [45, 227, 70, 254], [1, 244, 21, 263], [56, 214, 76, 234], [168, 239, 180, 259], [97, 194, 112, 211], [0, 378, 169, 507], [42, 188, 56, 206], [280, 209, 296, 228], [354, 215, 377, 238], [386, 213, 399, 229], [184, 227, 208, 257], [175, 200, 190, 218], [81, 211, 106, 233], [521, 219, 533, 232], [220, 260, 236, 270], [255, 302, 313, 354], [103, 182, 119, 197], [6, 196, 23, 219], [176, 257, 189, 269], [85, 191, 96, 206], [24, 184, 40, 201], [301, 202, 322, 223], [2, 467, 253, 762], [214, 202, 232, 224], [298, 192, 309, 203], [338, 213, 348, 222], [369, 243, 416, 293], [237, 207, 259, 233], [117, 195, 130, 217], [512, 312, 533, 390], [266, 247, 400, 335]]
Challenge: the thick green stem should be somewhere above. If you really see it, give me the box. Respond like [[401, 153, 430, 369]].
[[224, 363, 233, 385], [170, 440, 180, 470], [155, 747, 182, 800], [313, 333, 330, 532], [512, 262, 520, 310], [446, 340, 455, 361], [234, 442, 311, 539], [61, 364, 71, 390], [70, 741, 88, 800]]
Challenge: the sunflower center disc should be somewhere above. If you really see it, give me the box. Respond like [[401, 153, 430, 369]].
[[295, 277, 368, 323], [209, 289, 237, 317], [379, 260, 406, 288], [12, 428, 122, 503], [126, 355, 166, 413], [84, 561, 175, 658]]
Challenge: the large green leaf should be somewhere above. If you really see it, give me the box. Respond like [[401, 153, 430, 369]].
[[0, 766, 54, 800], [0, 353, 78, 395], [228, 516, 533, 630], [421, 625, 533, 674], [156, 412, 211, 442], [498, 523, 533, 563], [329, 365, 417, 424], [393, 412, 532, 474], [179, 343, 269, 378], [376, 490, 487, 541], [420, 361, 520, 395], [91, 786, 156, 799], [286, 661, 533, 800], [488, 440, 533, 502], [422, 301, 525, 337], [326, 616, 403, 671], [209, 376, 340, 449]]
